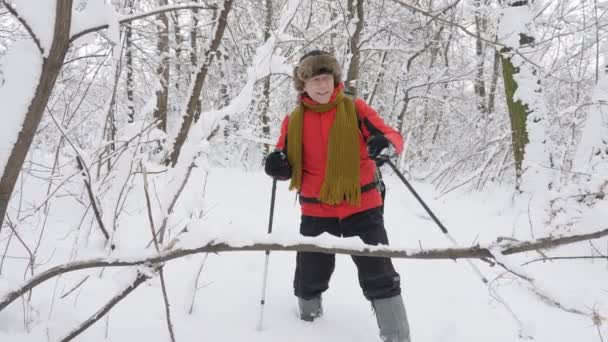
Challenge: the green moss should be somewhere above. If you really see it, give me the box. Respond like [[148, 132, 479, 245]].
[[501, 53, 530, 181]]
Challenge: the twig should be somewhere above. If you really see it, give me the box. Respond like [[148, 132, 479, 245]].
[[59, 275, 90, 299], [158, 162, 193, 244], [522, 255, 608, 266], [495, 260, 534, 281], [76, 156, 111, 242], [59, 272, 150, 342], [527, 284, 588, 317], [594, 308, 605, 342], [146, 159, 197, 248], [2, 0, 43, 54], [188, 253, 209, 314], [142, 164, 160, 251], [5, 219, 35, 278], [159, 269, 176, 342], [0, 226, 15, 274]]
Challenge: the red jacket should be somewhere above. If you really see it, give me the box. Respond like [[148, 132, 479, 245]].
[[276, 85, 404, 219]]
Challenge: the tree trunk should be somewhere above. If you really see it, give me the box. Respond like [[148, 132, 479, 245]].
[[189, 0, 202, 119], [487, 45, 500, 115], [260, 0, 273, 154], [154, 0, 170, 132], [125, 23, 135, 123], [501, 53, 529, 181], [473, 0, 487, 114], [0, 0, 73, 229], [171, 12, 183, 91], [168, 0, 234, 167], [366, 49, 388, 106], [345, 0, 364, 96], [500, 0, 538, 185]]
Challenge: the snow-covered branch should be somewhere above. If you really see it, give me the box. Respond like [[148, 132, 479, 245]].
[[1, 226, 606, 313], [499, 227, 608, 255], [69, 3, 217, 43], [121, 3, 216, 24]]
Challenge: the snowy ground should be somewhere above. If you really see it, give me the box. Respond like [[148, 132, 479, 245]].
[[0, 165, 607, 341]]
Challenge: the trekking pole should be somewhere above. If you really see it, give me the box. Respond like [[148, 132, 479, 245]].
[[257, 178, 277, 331], [382, 158, 488, 283], [382, 157, 528, 331]]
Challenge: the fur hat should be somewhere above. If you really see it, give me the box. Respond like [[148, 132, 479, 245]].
[[293, 50, 341, 92]]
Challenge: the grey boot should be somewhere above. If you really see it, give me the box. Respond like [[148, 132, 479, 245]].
[[372, 295, 411, 342], [298, 296, 323, 322]]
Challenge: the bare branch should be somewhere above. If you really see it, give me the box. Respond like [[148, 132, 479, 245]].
[[522, 255, 608, 265], [390, 0, 496, 47], [142, 165, 160, 251], [1, 226, 607, 312], [59, 275, 90, 299], [69, 3, 217, 43], [2, 0, 43, 54], [76, 156, 110, 243], [388, 0, 545, 72], [500, 227, 608, 255], [159, 269, 176, 342]]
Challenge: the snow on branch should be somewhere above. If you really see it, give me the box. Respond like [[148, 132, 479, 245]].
[[498, 226, 608, 255], [120, 3, 217, 24], [69, 2, 217, 43], [1, 226, 607, 313]]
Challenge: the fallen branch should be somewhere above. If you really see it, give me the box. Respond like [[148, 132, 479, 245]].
[[499, 228, 608, 255], [1, 226, 607, 312]]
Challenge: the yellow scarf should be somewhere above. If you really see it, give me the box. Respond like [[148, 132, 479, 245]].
[[287, 90, 361, 206]]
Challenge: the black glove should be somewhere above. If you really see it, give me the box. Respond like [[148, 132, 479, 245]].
[[367, 135, 391, 159], [264, 151, 291, 180]]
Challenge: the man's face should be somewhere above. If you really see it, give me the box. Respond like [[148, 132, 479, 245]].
[[303, 74, 335, 104]]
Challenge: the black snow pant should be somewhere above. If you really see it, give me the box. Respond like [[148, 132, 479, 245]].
[[293, 207, 401, 301]]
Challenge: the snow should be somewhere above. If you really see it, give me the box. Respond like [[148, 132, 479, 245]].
[[0, 1, 607, 341], [0, 40, 42, 176], [573, 53, 608, 176], [0, 165, 606, 341], [10, 0, 56, 57], [497, 6, 533, 49], [497, 2, 554, 214]]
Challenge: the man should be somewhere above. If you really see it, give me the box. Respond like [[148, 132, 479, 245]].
[[264, 50, 411, 342]]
